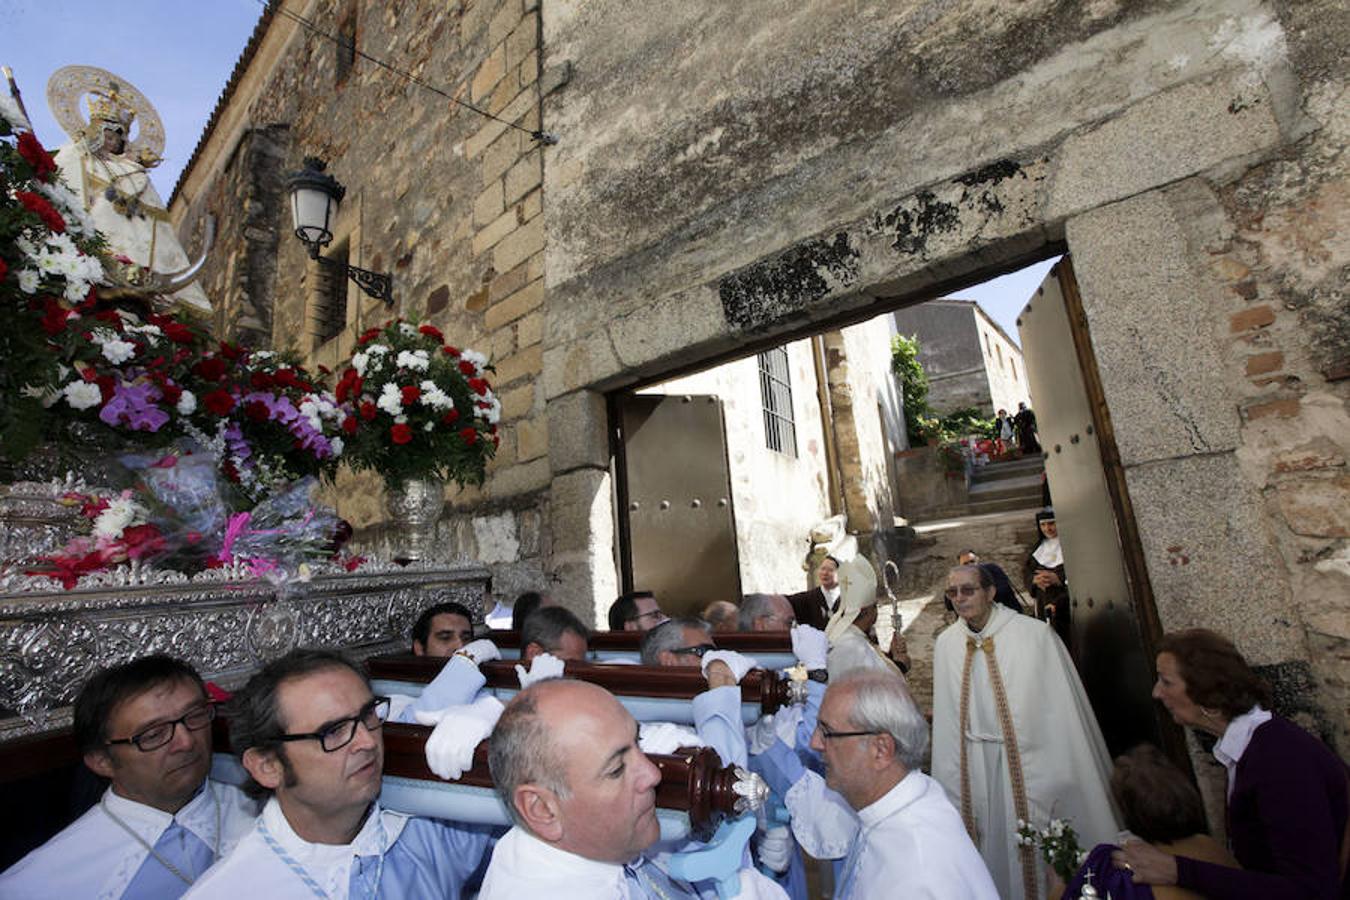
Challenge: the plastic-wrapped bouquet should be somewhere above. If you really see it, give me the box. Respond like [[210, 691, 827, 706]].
[[333, 318, 498, 487]]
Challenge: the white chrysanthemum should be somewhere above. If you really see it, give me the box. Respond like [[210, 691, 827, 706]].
[[99, 338, 137, 365], [252, 350, 275, 361], [329, 436, 344, 457], [92, 496, 144, 540], [62, 381, 103, 410], [366, 344, 390, 356], [423, 421, 435, 432], [399, 322, 418, 337], [17, 269, 39, 293], [396, 349, 429, 371], [460, 349, 488, 370], [176, 391, 197, 415], [122, 323, 163, 337], [418, 380, 454, 410], [394, 414, 408, 425], [377, 382, 403, 417], [351, 351, 370, 377]]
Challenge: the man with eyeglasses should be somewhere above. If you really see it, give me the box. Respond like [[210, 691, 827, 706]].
[[809, 670, 997, 898], [607, 590, 668, 632], [186, 648, 497, 898], [931, 564, 1119, 900], [0, 655, 259, 899]]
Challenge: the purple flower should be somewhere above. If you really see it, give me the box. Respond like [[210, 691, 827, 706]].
[[99, 381, 169, 432]]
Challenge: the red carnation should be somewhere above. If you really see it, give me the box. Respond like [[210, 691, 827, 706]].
[[334, 369, 362, 403], [400, 385, 421, 405], [16, 191, 65, 233], [442, 345, 461, 356], [418, 324, 444, 342], [159, 382, 183, 404], [96, 375, 115, 403], [250, 371, 274, 390], [203, 389, 235, 416], [460, 426, 478, 446], [274, 368, 301, 389], [40, 298, 73, 336], [244, 400, 270, 422], [390, 423, 413, 445], [0, 258, 8, 282], [468, 377, 489, 396], [441, 408, 460, 425], [219, 342, 244, 361], [360, 401, 377, 420], [17, 132, 57, 182], [357, 327, 382, 345], [193, 357, 227, 381], [342, 416, 359, 435], [457, 360, 476, 376]]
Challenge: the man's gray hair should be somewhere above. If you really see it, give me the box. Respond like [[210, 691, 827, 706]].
[[738, 593, 778, 631], [833, 670, 930, 770], [639, 617, 709, 666], [488, 681, 572, 828], [520, 605, 589, 655]]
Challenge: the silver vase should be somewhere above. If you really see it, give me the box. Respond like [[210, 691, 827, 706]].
[[384, 476, 445, 562]]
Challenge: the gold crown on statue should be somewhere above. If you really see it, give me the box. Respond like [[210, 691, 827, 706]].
[[87, 86, 136, 131]]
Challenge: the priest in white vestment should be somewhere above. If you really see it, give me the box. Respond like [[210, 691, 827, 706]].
[[825, 556, 908, 681], [932, 564, 1120, 900]]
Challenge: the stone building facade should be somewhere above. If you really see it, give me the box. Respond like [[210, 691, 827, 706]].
[[171, 0, 1349, 752], [893, 299, 1032, 416]]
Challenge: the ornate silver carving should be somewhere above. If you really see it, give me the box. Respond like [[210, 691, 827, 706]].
[[0, 562, 489, 742], [384, 477, 445, 562], [730, 766, 769, 814]]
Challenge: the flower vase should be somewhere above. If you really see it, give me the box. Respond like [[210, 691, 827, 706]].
[[384, 476, 445, 562]]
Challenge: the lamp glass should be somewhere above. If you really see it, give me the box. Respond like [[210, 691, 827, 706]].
[[290, 185, 337, 246]]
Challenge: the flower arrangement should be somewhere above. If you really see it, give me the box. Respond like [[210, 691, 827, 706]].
[[334, 319, 498, 487], [1016, 816, 1088, 884]]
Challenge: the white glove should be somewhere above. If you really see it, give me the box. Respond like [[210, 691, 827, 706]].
[[790, 624, 828, 670], [514, 652, 567, 688], [639, 721, 706, 755], [414, 695, 504, 780], [456, 639, 500, 666], [756, 825, 792, 874], [748, 713, 778, 755], [702, 649, 757, 685]]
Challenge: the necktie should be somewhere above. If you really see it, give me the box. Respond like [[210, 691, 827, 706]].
[[624, 858, 701, 899], [121, 821, 215, 899]]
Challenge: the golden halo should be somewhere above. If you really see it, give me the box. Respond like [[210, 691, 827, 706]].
[[46, 65, 165, 160]]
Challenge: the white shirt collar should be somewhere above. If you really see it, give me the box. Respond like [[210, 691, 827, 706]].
[[102, 780, 220, 847], [260, 797, 408, 881], [857, 771, 923, 829], [1213, 705, 1272, 794], [960, 602, 1013, 640], [490, 826, 627, 893]]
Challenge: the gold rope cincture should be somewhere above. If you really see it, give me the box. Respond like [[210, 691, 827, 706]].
[[959, 633, 1040, 900]]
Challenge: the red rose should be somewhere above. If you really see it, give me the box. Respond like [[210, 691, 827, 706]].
[[400, 385, 421, 405], [460, 426, 478, 446], [457, 360, 476, 376], [342, 416, 358, 435], [390, 423, 414, 445], [360, 401, 377, 420], [16, 191, 64, 233], [468, 377, 489, 396], [17, 132, 57, 182], [441, 408, 460, 425], [418, 324, 444, 342], [193, 357, 227, 381], [203, 389, 235, 416], [244, 400, 269, 422]]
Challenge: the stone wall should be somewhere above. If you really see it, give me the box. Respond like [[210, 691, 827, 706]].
[[894, 301, 992, 414], [974, 304, 1032, 416], [536, 0, 1349, 746]]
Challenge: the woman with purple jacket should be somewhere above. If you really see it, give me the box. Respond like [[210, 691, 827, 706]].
[[1115, 629, 1350, 899]]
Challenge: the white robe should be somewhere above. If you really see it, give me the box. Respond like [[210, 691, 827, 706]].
[[932, 605, 1119, 900], [0, 780, 257, 900], [837, 771, 999, 900], [52, 142, 210, 313], [827, 625, 904, 681]]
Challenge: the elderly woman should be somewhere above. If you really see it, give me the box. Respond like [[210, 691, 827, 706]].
[[1115, 629, 1350, 898]]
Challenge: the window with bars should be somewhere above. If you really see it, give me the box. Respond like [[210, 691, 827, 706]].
[[758, 347, 798, 457], [312, 239, 349, 348]]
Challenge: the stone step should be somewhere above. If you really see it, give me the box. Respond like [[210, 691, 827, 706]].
[[929, 495, 1046, 519], [971, 458, 1044, 484], [968, 473, 1044, 499]]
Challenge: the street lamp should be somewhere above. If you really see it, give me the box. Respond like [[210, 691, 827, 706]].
[[285, 157, 393, 307]]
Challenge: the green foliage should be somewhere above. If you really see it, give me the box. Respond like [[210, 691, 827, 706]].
[[890, 333, 932, 446]]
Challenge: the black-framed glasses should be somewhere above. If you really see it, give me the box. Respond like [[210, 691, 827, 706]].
[[814, 722, 882, 741], [670, 643, 717, 658], [276, 696, 391, 753], [107, 704, 217, 752], [628, 608, 667, 625], [944, 585, 983, 600]]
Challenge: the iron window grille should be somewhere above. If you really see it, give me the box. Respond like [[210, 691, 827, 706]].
[[758, 347, 798, 457]]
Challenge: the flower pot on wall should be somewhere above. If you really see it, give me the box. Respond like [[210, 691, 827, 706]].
[[384, 476, 444, 562]]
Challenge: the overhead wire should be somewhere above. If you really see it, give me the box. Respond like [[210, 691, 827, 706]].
[[259, 0, 557, 145]]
